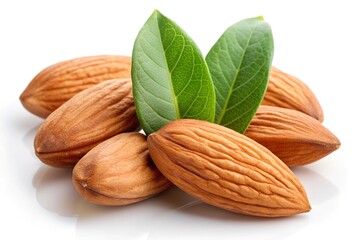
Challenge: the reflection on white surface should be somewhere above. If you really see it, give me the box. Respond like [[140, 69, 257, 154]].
[[76, 187, 199, 240], [147, 203, 308, 240], [33, 166, 81, 217], [32, 162, 339, 240], [291, 167, 339, 206]]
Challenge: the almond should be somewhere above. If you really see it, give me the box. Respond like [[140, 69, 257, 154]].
[[34, 78, 139, 168], [72, 132, 171, 206], [148, 119, 311, 217], [20, 55, 131, 118], [245, 106, 340, 166], [263, 67, 324, 122]]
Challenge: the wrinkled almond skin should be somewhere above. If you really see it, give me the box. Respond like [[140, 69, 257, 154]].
[[148, 119, 311, 217], [34, 79, 139, 168], [262, 67, 324, 122], [245, 106, 340, 167], [20, 55, 131, 118], [72, 132, 171, 206]]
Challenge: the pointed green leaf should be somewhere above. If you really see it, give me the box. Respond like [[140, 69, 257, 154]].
[[206, 16, 274, 133], [131, 10, 215, 135]]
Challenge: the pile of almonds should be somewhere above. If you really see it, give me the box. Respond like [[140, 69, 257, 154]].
[[20, 55, 340, 217]]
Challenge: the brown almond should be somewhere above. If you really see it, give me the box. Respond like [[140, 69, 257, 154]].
[[34, 78, 139, 168], [245, 106, 340, 166], [20, 55, 131, 118], [73, 132, 171, 206], [262, 67, 324, 122], [148, 119, 311, 217]]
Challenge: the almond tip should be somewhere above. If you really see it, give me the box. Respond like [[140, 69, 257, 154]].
[[19, 93, 26, 102], [331, 136, 341, 150]]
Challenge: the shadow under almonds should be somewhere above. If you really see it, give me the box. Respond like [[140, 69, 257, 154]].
[[146, 200, 309, 240], [291, 166, 340, 220], [75, 167, 339, 240], [142, 167, 339, 240], [75, 187, 199, 240], [33, 156, 339, 240], [33, 165, 82, 217], [292, 166, 340, 205]]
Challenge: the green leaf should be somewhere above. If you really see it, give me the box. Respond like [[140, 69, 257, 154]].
[[206, 16, 274, 133], [131, 10, 215, 135]]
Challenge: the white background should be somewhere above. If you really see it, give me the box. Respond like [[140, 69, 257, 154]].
[[0, 0, 358, 239]]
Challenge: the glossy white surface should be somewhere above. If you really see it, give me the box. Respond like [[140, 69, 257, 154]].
[[1, 0, 358, 239]]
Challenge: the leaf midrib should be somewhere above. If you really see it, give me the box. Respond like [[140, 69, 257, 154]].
[[156, 13, 180, 119], [216, 23, 259, 124]]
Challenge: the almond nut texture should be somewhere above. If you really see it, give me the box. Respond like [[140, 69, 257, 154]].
[[34, 79, 139, 168], [20, 55, 131, 118], [148, 119, 311, 217], [72, 132, 171, 206], [263, 67, 324, 122], [246, 106, 340, 166]]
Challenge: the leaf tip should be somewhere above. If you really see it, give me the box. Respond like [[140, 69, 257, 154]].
[[152, 9, 164, 18]]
